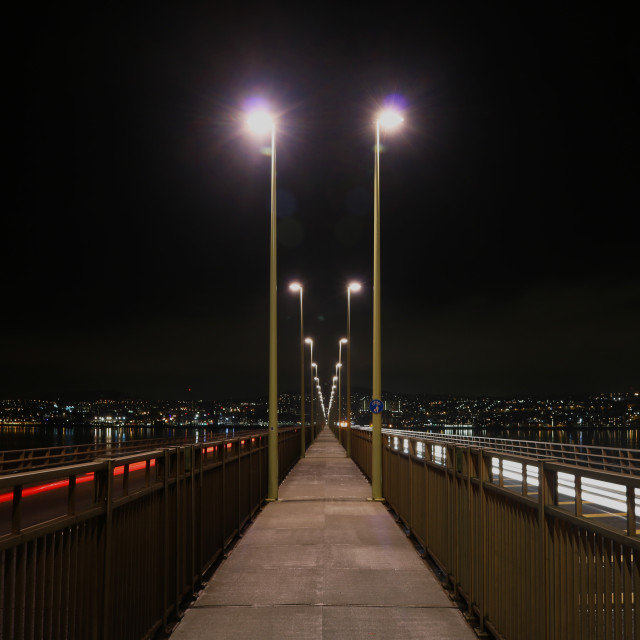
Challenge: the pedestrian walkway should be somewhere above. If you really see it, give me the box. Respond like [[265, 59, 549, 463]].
[[170, 428, 477, 639]]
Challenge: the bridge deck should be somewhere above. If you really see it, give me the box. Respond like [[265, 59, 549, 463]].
[[170, 428, 477, 639]]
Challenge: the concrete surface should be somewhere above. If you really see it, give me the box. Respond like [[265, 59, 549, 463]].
[[170, 427, 477, 639]]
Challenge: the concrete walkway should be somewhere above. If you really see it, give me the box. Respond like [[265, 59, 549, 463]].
[[170, 428, 477, 639]]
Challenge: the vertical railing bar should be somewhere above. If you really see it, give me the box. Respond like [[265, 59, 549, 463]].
[[477, 450, 487, 634], [101, 459, 114, 640], [221, 441, 226, 551], [11, 486, 22, 535], [68, 475, 77, 516], [162, 449, 169, 633], [626, 485, 636, 538], [123, 463, 129, 497], [175, 447, 181, 617], [539, 461, 551, 640], [466, 447, 473, 621], [199, 445, 204, 586], [575, 475, 583, 518], [190, 445, 196, 595]]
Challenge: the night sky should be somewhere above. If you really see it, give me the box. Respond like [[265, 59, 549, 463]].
[[5, 4, 638, 400]]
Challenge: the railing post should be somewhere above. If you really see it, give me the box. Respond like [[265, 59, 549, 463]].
[[101, 459, 114, 640], [424, 443, 431, 553], [574, 474, 583, 517], [12, 485, 22, 535], [221, 440, 226, 551], [408, 438, 414, 533], [190, 445, 196, 595], [162, 449, 169, 633], [477, 450, 489, 635], [465, 447, 473, 621], [627, 485, 637, 537], [175, 448, 181, 616], [198, 446, 204, 587], [67, 474, 76, 516], [538, 460, 554, 640]]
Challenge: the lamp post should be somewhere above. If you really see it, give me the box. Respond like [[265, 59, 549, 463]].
[[314, 373, 319, 431], [338, 339, 347, 420], [371, 108, 403, 501], [337, 345, 345, 444], [306, 339, 314, 440], [247, 108, 279, 501], [346, 282, 361, 458], [332, 376, 338, 428], [290, 283, 305, 458], [316, 383, 323, 425]]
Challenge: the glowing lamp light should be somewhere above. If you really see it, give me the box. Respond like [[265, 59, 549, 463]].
[[378, 109, 404, 128], [305, 338, 313, 344], [340, 338, 347, 344], [348, 282, 361, 292], [289, 282, 302, 292], [247, 110, 274, 134]]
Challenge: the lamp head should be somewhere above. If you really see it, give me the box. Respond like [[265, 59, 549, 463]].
[[348, 282, 362, 292], [289, 282, 302, 292], [247, 109, 274, 134], [378, 109, 404, 129]]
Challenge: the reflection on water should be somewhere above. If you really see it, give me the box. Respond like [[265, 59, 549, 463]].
[[0, 424, 257, 452], [0, 423, 638, 452]]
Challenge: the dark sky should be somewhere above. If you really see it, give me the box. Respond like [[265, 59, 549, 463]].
[[4, 4, 639, 400]]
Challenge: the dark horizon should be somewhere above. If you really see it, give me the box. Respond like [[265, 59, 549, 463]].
[[5, 5, 639, 401]]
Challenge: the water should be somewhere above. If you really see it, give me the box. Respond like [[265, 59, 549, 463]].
[[430, 426, 640, 450], [0, 423, 638, 452], [0, 424, 262, 452]]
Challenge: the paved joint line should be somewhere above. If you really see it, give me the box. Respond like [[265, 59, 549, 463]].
[[276, 498, 370, 503], [191, 603, 459, 609]]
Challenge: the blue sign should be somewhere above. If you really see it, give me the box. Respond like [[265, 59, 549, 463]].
[[369, 399, 384, 414]]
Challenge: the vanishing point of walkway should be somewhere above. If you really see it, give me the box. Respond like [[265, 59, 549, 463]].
[[170, 428, 477, 639]]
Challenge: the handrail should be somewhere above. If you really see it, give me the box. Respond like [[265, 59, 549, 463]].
[[0, 426, 308, 640], [347, 425, 639, 639], [350, 425, 640, 474], [0, 427, 272, 473]]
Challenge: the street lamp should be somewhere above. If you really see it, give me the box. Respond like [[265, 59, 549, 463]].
[[247, 106, 279, 501], [306, 340, 314, 439], [332, 376, 338, 429], [312, 362, 319, 436], [337, 345, 345, 444], [346, 282, 361, 458], [290, 283, 305, 458], [314, 373, 320, 429], [372, 107, 403, 501]]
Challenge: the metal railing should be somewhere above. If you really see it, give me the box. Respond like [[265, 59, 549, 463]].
[[0, 429, 272, 474], [0, 426, 307, 640], [356, 425, 640, 474], [349, 426, 639, 640]]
